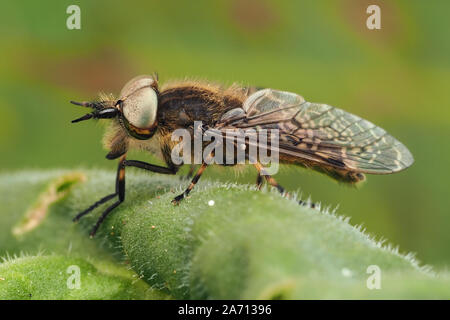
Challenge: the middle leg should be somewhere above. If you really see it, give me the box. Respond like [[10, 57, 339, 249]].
[[172, 162, 208, 205]]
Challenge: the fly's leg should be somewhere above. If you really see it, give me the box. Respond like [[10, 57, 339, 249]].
[[172, 152, 213, 205], [298, 199, 316, 209], [90, 199, 122, 237], [123, 160, 178, 174], [256, 173, 263, 190], [253, 163, 316, 208], [253, 162, 285, 194], [172, 162, 208, 205], [72, 193, 117, 222], [90, 156, 126, 237], [74, 157, 180, 237], [73, 155, 126, 237], [91, 157, 177, 237]]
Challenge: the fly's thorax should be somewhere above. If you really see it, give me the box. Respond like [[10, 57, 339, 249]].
[[118, 75, 159, 140]]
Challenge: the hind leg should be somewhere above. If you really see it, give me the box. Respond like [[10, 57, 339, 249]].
[[253, 162, 315, 208]]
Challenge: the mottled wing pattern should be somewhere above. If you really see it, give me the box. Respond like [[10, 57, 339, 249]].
[[219, 88, 414, 174]]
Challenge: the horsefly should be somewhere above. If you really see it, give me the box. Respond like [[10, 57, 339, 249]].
[[70, 75, 413, 236]]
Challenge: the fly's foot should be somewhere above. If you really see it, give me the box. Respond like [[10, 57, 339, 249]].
[[171, 194, 185, 205], [299, 199, 316, 209]]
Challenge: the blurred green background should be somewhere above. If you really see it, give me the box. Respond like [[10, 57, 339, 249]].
[[0, 0, 449, 268]]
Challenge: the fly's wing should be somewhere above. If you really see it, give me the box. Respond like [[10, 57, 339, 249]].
[[218, 88, 414, 174]]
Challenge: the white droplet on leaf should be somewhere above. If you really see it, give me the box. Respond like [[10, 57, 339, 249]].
[[208, 200, 215, 206]]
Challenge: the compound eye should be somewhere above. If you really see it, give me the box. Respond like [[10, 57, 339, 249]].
[[122, 87, 158, 129]]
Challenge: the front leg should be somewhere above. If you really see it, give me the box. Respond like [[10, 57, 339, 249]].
[[124, 159, 178, 174], [74, 157, 179, 237], [73, 155, 127, 237], [91, 159, 179, 236]]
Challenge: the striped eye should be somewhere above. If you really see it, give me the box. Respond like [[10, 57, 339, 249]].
[[120, 76, 158, 129]]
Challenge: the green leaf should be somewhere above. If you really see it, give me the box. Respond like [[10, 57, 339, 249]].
[[0, 255, 166, 299], [1, 170, 449, 299]]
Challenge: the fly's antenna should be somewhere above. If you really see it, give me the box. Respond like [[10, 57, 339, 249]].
[[70, 101, 118, 123], [71, 113, 94, 123], [70, 100, 103, 110]]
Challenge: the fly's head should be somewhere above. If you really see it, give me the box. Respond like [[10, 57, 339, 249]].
[[71, 74, 159, 140]]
